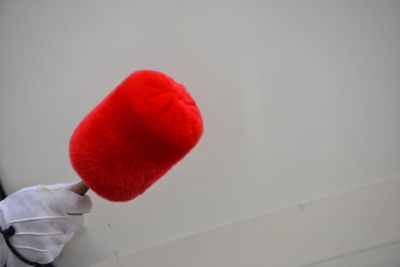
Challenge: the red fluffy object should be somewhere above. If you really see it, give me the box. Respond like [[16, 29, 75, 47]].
[[69, 70, 203, 201]]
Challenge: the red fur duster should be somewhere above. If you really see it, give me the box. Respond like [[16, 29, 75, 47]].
[[69, 70, 203, 201]]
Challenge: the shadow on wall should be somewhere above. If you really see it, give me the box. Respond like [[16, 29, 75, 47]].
[[0, 178, 6, 200]]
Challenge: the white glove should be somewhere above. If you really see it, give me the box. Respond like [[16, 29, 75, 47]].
[[0, 183, 92, 266]]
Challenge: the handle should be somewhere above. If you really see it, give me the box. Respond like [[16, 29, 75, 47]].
[[70, 181, 89, 196]]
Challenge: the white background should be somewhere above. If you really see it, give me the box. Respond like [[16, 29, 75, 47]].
[[0, 1, 399, 266]]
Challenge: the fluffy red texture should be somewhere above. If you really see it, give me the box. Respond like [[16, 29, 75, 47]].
[[69, 70, 203, 202]]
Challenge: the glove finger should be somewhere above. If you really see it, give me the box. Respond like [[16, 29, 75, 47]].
[[12, 216, 82, 235], [37, 244, 64, 264], [32, 184, 93, 215], [62, 192, 92, 215], [66, 213, 85, 232], [34, 183, 74, 191], [10, 232, 74, 251], [13, 243, 65, 265]]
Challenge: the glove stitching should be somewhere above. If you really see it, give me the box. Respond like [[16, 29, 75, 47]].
[[14, 232, 65, 236], [9, 216, 67, 224], [10, 244, 63, 253]]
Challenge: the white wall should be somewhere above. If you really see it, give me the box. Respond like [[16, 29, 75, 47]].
[[90, 178, 400, 267], [310, 242, 400, 267], [0, 1, 399, 266]]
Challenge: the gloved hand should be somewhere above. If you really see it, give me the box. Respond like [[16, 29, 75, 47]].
[[0, 183, 92, 266]]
